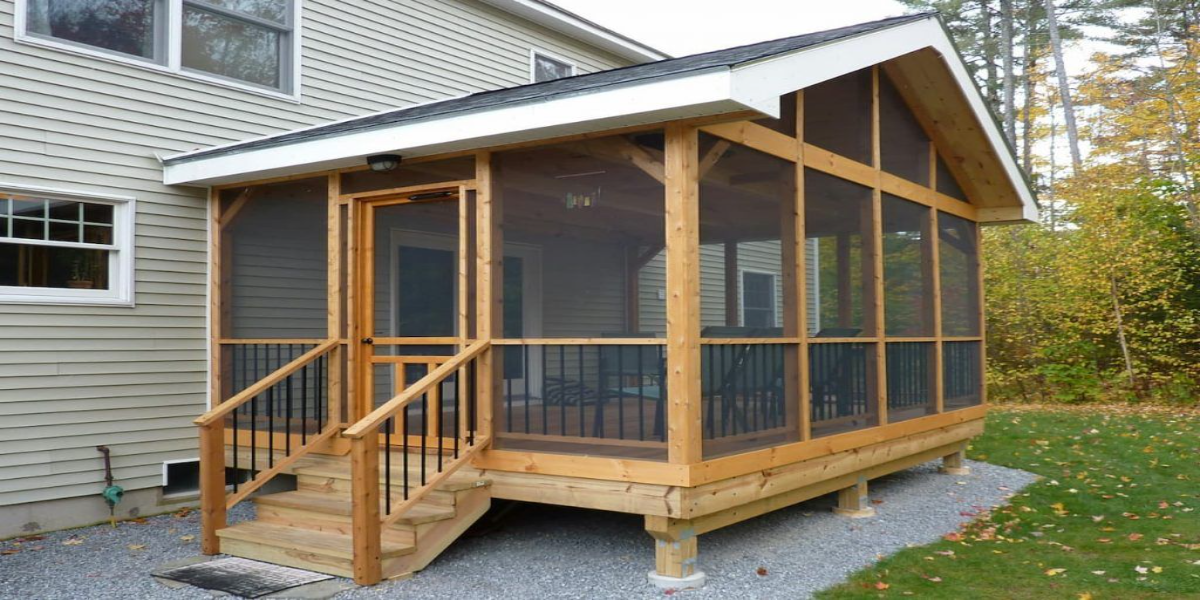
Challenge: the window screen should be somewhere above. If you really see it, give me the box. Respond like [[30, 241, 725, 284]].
[[532, 52, 574, 82]]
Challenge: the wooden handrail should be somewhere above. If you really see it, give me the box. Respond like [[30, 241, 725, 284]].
[[194, 338, 339, 427], [343, 341, 489, 439]]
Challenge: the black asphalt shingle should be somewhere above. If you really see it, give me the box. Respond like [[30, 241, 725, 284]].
[[165, 13, 931, 165]]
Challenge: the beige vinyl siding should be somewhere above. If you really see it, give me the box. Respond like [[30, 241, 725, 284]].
[[0, 0, 632, 507]]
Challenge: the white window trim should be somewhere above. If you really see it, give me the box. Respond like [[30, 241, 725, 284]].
[[13, 0, 303, 102], [529, 47, 577, 83], [738, 268, 777, 328], [0, 182, 136, 307]]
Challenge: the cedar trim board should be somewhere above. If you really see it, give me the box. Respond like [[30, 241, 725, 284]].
[[161, 13, 1035, 222], [478, 417, 981, 518], [471, 404, 986, 486]]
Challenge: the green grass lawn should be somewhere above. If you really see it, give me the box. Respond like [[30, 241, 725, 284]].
[[817, 405, 1200, 599]]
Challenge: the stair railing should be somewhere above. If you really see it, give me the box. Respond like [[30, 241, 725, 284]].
[[341, 340, 491, 584], [195, 338, 342, 554]]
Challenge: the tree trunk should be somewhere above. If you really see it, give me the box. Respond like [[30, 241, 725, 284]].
[[1150, 0, 1200, 233], [1021, 3, 1039, 174], [1000, 0, 1017, 144], [1109, 275, 1137, 393], [1044, 0, 1083, 171], [981, 0, 1001, 109]]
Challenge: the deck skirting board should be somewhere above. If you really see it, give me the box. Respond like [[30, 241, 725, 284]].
[[481, 418, 982, 518]]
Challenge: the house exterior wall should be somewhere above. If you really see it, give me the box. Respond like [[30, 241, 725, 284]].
[[0, 0, 632, 530]]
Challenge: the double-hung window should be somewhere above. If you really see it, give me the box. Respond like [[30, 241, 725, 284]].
[[741, 271, 777, 328], [18, 0, 299, 96], [0, 186, 135, 306]]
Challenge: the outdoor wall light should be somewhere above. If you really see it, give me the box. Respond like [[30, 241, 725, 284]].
[[367, 154, 402, 172]]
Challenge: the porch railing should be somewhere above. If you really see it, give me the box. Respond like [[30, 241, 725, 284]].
[[341, 340, 491, 584], [195, 338, 341, 554]]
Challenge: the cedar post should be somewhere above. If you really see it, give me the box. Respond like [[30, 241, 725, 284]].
[[350, 433, 382, 585], [664, 124, 702, 465], [198, 423, 226, 554]]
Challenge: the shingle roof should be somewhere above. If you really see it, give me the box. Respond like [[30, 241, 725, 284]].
[[164, 13, 931, 165]]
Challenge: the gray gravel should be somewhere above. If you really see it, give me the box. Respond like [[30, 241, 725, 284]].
[[0, 459, 1037, 600]]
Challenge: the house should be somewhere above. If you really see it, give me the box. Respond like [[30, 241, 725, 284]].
[[0, 0, 665, 539], [163, 12, 1037, 588]]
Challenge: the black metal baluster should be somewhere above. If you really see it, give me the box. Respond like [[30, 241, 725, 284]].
[[250, 393, 258, 479], [317, 355, 325, 430], [505, 355, 513, 433], [402, 410, 410, 500], [420, 390, 428, 486], [540, 346, 548, 435], [285, 370, 293, 456], [523, 344, 530, 434], [637, 345, 645, 441], [577, 345, 585, 438], [301, 364, 309, 445], [616, 345, 624, 440], [468, 359, 477, 446], [558, 346, 566, 436], [595, 346, 604, 439], [385, 416, 392, 514], [454, 368, 461, 459], [438, 379, 445, 473]]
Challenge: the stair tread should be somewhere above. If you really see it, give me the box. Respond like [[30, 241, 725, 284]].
[[217, 521, 414, 559], [256, 490, 457, 524], [295, 464, 491, 492]]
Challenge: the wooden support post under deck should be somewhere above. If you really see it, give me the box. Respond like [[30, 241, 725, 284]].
[[350, 433, 382, 585], [833, 475, 876, 518], [664, 124, 703, 465], [940, 445, 971, 475], [645, 516, 703, 585]]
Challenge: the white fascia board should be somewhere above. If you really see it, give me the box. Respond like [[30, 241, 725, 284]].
[[164, 69, 749, 186], [479, 0, 668, 62], [730, 17, 1037, 221]]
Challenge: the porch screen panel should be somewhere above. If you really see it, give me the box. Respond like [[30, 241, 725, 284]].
[[938, 212, 981, 336], [882, 194, 934, 336], [696, 132, 800, 458], [886, 342, 935, 422], [879, 72, 931, 185], [810, 342, 879, 437], [804, 69, 873, 165], [491, 131, 668, 461], [223, 177, 328, 340], [944, 341, 982, 410], [805, 169, 875, 338]]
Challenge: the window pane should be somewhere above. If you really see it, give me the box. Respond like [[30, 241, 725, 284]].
[[49, 221, 79, 242], [880, 72, 931, 185], [183, 6, 280, 88], [938, 212, 981, 336], [810, 342, 878, 437], [533, 54, 573, 82], [84, 224, 113, 245], [805, 169, 874, 337], [26, 0, 158, 59], [12, 199, 45, 219], [0, 242, 109, 289], [199, 0, 288, 23], [944, 341, 982, 410], [13, 219, 43, 240], [699, 133, 795, 338], [804, 69, 873, 165], [886, 342, 935, 422], [883, 194, 933, 336], [48, 201, 81, 221], [83, 203, 113, 224]]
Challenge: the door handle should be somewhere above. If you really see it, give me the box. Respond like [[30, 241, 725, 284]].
[[362, 337, 374, 345]]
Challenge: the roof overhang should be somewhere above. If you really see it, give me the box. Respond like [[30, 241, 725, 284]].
[[163, 15, 1037, 224], [479, 0, 669, 62]]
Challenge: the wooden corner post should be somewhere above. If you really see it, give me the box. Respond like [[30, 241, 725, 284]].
[[198, 422, 226, 554], [476, 151, 500, 438], [664, 124, 702, 466], [350, 432, 382, 584]]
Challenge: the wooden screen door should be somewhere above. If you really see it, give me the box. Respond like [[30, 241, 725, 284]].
[[356, 183, 475, 446]]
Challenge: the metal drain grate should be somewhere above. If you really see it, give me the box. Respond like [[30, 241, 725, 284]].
[[155, 557, 333, 598]]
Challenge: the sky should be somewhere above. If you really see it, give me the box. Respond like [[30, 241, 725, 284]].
[[548, 0, 910, 57]]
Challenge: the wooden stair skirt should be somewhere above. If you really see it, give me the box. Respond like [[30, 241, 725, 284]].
[[216, 454, 492, 580]]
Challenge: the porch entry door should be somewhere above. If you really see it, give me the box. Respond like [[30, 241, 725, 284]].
[[358, 185, 472, 447]]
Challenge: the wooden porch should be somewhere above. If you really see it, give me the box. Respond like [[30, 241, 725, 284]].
[[194, 54, 999, 587]]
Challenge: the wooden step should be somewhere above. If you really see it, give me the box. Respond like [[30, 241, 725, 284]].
[[216, 521, 414, 578], [256, 490, 457, 525], [295, 462, 491, 492]]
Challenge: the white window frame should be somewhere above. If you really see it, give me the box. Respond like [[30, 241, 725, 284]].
[[13, 0, 303, 101], [529, 48, 577, 83], [738, 268, 777, 328], [0, 183, 136, 307]]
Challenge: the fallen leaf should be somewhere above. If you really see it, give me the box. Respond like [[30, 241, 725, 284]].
[[1135, 566, 1149, 574], [1078, 593, 1093, 600], [127, 544, 146, 551], [0, 550, 18, 555], [1045, 568, 1067, 576], [179, 535, 195, 542], [944, 532, 964, 542], [1091, 571, 1106, 575], [1128, 533, 1144, 542], [756, 567, 768, 576], [1151, 566, 1163, 574], [62, 539, 83, 546], [874, 582, 890, 590]]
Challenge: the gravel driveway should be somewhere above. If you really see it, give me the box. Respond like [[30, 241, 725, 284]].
[[0, 459, 1036, 599]]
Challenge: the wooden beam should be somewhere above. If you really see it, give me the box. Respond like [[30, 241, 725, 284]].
[[699, 139, 731, 178], [795, 90, 811, 442], [350, 434, 382, 585], [664, 124, 703, 465], [699, 121, 798, 162], [476, 151, 500, 440], [198, 423, 226, 555], [871, 66, 888, 427]]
